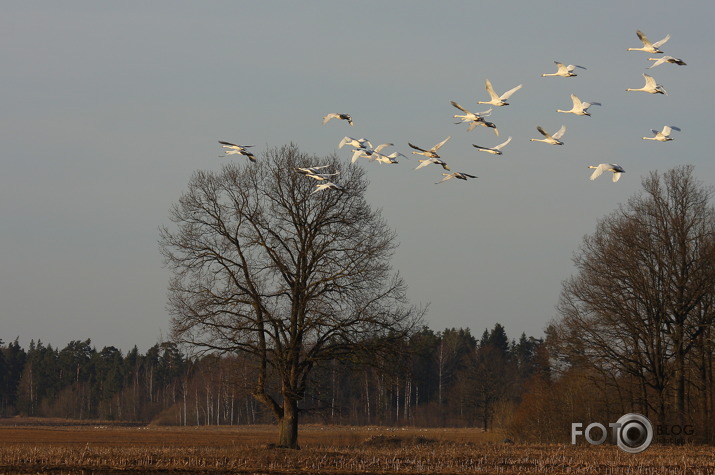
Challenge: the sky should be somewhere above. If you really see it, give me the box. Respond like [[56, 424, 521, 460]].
[[3, 1, 714, 354]]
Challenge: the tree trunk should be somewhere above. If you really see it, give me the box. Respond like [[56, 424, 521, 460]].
[[278, 397, 299, 449]]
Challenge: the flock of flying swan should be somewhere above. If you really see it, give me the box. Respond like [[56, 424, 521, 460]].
[[218, 29, 685, 192]]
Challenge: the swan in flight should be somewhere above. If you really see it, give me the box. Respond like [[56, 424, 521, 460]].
[[643, 125, 681, 141], [530, 125, 566, 145], [450, 101, 499, 135], [322, 113, 353, 126], [472, 136, 512, 155], [628, 30, 670, 54], [541, 62, 587, 77], [296, 165, 331, 175], [218, 141, 256, 162], [350, 142, 393, 163], [647, 56, 686, 68], [296, 166, 340, 181], [415, 157, 450, 171], [435, 172, 477, 184], [478, 79, 523, 107], [589, 164, 625, 182], [310, 181, 345, 195], [408, 136, 451, 158], [626, 73, 667, 95], [338, 136, 371, 150], [556, 94, 601, 116], [372, 151, 405, 165]]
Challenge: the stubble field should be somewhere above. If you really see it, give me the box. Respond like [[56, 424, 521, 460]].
[[0, 419, 713, 474]]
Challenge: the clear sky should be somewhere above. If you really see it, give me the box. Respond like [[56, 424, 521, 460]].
[[3, 1, 714, 353]]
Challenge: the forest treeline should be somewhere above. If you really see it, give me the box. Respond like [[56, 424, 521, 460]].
[[0, 324, 545, 431], [3, 316, 715, 444]]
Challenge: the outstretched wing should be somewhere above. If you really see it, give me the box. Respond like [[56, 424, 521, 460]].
[[450, 101, 470, 113], [642, 73, 657, 88], [590, 164, 606, 180], [552, 125, 567, 140], [536, 126, 552, 139], [652, 33, 670, 48], [431, 136, 451, 152], [484, 79, 499, 101], [500, 84, 523, 100], [495, 136, 512, 150], [636, 30, 653, 47], [408, 142, 428, 152], [322, 113, 339, 125], [415, 159, 434, 170], [435, 173, 454, 184]]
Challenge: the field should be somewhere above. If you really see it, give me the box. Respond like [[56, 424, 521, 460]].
[[0, 419, 713, 474]]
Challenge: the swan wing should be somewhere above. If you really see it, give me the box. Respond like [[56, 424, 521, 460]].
[[554, 62, 568, 73], [408, 142, 428, 153], [477, 107, 493, 117], [484, 79, 500, 101], [647, 57, 667, 68], [652, 34, 670, 48], [500, 84, 523, 100], [322, 113, 339, 125], [636, 30, 653, 47], [450, 101, 470, 113], [435, 173, 454, 184], [415, 159, 434, 170], [374, 143, 394, 153], [536, 126, 552, 139], [552, 125, 567, 140], [495, 136, 512, 150], [431, 136, 451, 152], [590, 164, 606, 180]]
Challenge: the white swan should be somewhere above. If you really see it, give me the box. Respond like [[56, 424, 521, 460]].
[[296, 165, 330, 175], [408, 136, 451, 158], [415, 157, 450, 171], [435, 172, 477, 184], [296, 166, 340, 181], [472, 136, 512, 155], [322, 113, 353, 126], [541, 61, 586, 77], [647, 56, 686, 68], [626, 73, 667, 95], [643, 125, 681, 141], [451, 101, 499, 135], [338, 136, 371, 150], [556, 94, 601, 116], [372, 151, 405, 164], [529, 125, 566, 145], [350, 142, 393, 163], [218, 141, 256, 162], [310, 181, 345, 195], [589, 164, 625, 182], [628, 30, 670, 54], [477, 79, 523, 107]]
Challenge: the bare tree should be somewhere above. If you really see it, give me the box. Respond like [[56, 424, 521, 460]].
[[160, 144, 421, 448], [554, 165, 715, 425]]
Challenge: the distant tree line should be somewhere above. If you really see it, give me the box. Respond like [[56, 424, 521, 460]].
[[0, 324, 546, 430]]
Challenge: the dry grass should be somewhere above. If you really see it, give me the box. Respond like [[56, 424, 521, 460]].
[[0, 420, 712, 474]]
